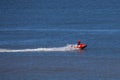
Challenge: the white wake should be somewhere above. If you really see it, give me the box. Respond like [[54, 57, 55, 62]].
[[0, 44, 78, 52]]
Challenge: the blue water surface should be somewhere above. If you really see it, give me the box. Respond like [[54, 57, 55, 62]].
[[0, 0, 120, 80]]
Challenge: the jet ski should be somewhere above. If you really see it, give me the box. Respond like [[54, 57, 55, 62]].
[[73, 44, 87, 49], [70, 40, 87, 50], [71, 44, 87, 50]]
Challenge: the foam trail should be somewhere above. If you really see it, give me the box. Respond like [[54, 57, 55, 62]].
[[0, 44, 78, 52]]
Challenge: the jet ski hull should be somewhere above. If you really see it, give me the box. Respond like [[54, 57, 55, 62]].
[[74, 44, 87, 49]]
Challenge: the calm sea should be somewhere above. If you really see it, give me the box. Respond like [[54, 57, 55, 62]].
[[0, 0, 120, 80]]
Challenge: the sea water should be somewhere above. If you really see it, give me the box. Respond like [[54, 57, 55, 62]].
[[0, 0, 120, 80]]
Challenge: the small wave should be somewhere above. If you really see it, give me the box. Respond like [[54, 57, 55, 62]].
[[0, 28, 119, 32], [0, 44, 78, 52]]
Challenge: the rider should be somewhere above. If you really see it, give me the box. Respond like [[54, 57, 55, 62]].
[[77, 40, 81, 45]]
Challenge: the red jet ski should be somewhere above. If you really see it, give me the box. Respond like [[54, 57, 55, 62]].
[[73, 40, 87, 49], [74, 44, 87, 49]]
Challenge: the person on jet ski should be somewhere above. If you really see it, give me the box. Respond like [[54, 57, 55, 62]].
[[77, 40, 81, 45]]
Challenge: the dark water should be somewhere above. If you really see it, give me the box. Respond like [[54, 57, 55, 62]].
[[0, 0, 120, 80]]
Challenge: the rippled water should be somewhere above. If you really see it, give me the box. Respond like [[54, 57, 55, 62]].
[[0, 0, 120, 80]]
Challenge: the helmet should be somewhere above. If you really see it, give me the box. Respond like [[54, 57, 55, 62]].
[[78, 40, 80, 42]]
